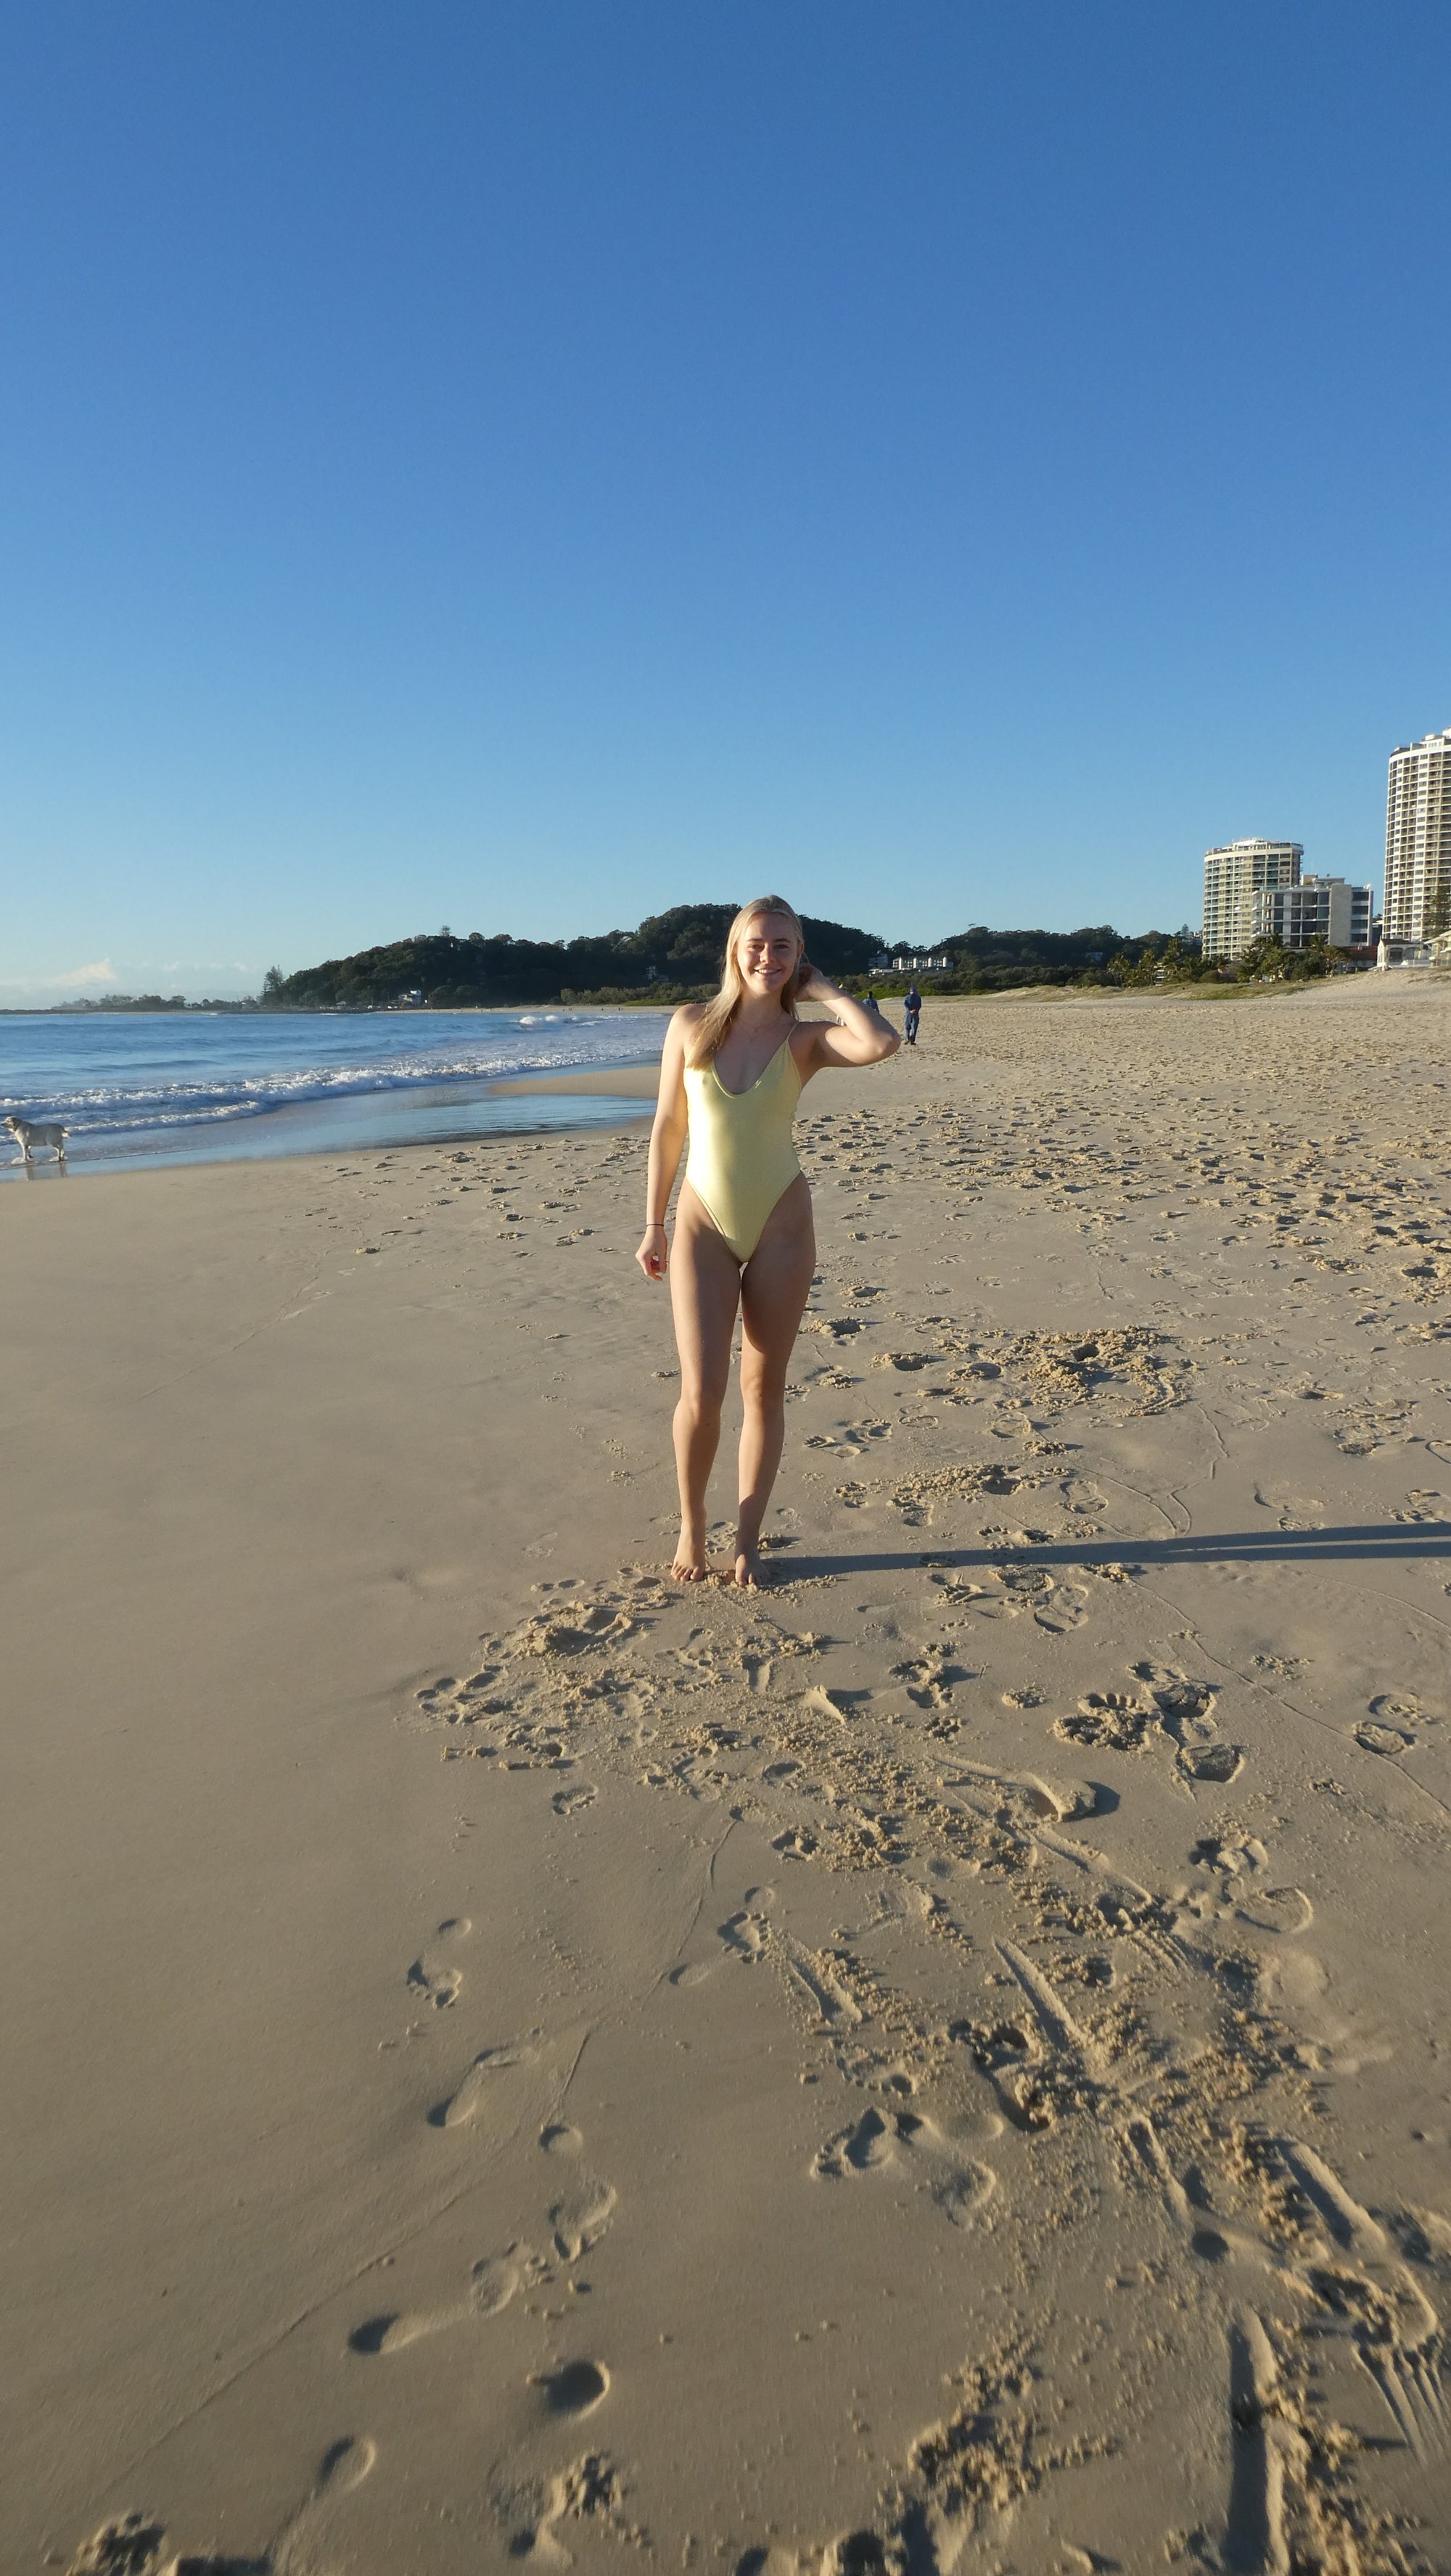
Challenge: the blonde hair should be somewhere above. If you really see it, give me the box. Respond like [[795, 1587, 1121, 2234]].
[[686, 896, 806, 1067]]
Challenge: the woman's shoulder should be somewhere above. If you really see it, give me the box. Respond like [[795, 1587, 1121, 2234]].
[[660, 1002, 705, 1075]]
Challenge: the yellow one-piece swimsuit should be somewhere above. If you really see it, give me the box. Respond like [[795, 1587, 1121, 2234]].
[[683, 1035, 805, 1261]]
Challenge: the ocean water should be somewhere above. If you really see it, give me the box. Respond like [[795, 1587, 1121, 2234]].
[[0, 1009, 669, 1176]]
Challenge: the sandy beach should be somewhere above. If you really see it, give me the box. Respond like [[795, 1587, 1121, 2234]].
[[8, 974, 1451, 2575]]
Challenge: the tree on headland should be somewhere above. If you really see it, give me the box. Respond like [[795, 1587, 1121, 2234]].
[[271, 906, 884, 1011], [862, 923, 1208, 995], [261, 966, 285, 998], [89, 992, 187, 1010]]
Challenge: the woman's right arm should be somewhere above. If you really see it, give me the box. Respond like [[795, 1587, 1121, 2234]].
[[636, 1011, 692, 1280]]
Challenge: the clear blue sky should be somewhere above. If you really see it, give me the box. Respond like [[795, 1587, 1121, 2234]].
[[3, 1, 1447, 1000]]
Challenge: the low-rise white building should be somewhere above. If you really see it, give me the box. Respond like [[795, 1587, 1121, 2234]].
[[1251, 875, 1374, 952]]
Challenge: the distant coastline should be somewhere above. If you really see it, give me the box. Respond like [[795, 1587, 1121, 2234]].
[[2, 995, 674, 1017], [18, 889, 1381, 1020], [261, 902, 1214, 1010]]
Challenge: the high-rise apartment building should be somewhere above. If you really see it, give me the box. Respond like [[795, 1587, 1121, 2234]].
[[1202, 839, 1302, 959], [1384, 728, 1451, 940], [1251, 875, 1374, 953]]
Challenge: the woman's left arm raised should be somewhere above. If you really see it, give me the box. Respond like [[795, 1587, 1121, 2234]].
[[794, 963, 901, 1069]]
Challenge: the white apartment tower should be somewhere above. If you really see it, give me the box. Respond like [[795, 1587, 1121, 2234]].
[[1384, 728, 1451, 940], [1202, 839, 1302, 959]]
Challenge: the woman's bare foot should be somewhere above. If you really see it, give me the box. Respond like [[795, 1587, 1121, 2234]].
[[733, 1539, 768, 1588], [672, 1526, 712, 1582]]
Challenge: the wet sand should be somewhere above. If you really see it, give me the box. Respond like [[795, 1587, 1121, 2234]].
[[7, 974, 1451, 2574], [488, 1062, 660, 1098]]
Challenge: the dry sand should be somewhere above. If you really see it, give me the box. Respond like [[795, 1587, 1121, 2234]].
[[7, 975, 1451, 2575]]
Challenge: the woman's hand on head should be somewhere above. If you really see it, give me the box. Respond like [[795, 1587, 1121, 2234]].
[[794, 955, 831, 1002], [636, 1222, 669, 1281]]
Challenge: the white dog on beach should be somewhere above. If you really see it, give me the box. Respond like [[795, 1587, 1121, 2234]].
[[5, 1114, 68, 1164]]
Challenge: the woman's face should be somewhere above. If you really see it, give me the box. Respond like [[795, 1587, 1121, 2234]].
[[736, 912, 801, 997]]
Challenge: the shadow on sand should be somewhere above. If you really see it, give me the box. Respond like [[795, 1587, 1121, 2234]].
[[781, 1522, 1451, 1581]]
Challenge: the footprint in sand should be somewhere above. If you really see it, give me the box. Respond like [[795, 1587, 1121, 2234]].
[[802, 1684, 853, 1721], [1368, 1691, 1431, 1728], [1179, 1742, 1244, 1784], [348, 2250, 529, 2354], [1131, 1663, 1218, 1739], [1080, 1669, 1236, 1783], [1254, 1483, 1325, 1530], [1357, 1721, 1414, 1757], [67, 2437, 379, 2573], [719, 1887, 776, 1960], [784, 1943, 863, 2028], [530, 2357, 610, 2416], [308, 2432, 378, 2497], [1235, 1885, 1314, 1935], [429, 2036, 539, 2129], [1191, 1831, 1267, 1878], [1031, 1582, 1091, 1634], [548, 2176, 617, 2261], [406, 1916, 472, 2010], [513, 2450, 625, 2562], [1055, 1692, 1155, 1753], [540, 2122, 583, 2157], [944, 1758, 1097, 1824], [62, 2511, 168, 2573], [812, 2107, 995, 2228], [551, 1782, 598, 1816], [770, 1825, 820, 1859]]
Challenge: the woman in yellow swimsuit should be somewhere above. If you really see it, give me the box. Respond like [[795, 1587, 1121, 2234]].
[[636, 896, 900, 1586]]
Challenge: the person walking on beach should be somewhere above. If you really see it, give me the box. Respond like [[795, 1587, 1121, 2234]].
[[903, 985, 921, 1045], [637, 897, 900, 1586]]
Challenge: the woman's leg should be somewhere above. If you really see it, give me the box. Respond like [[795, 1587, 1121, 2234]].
[[667, 1185, 743, 1579], [735, 1177, 815, 1586]]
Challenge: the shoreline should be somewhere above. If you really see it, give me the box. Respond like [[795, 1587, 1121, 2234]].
[[0, 1059, 663, 1182], [487, 1061, 660, 1098]]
